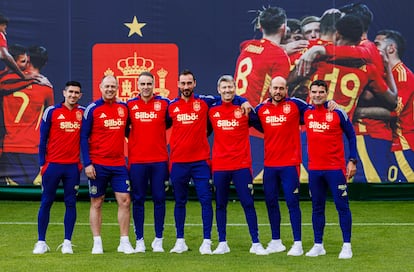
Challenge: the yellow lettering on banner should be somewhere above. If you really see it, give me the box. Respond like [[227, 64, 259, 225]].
[[357, 135, 381, 183], [299, 163, 308, 183], [253, 169, 263, 184], [235, 57, 252, 96], [260, 74, 272, 103], [394, 151, 414, 181], [36, 105, 44, 130], [13, 92, 30, 123]]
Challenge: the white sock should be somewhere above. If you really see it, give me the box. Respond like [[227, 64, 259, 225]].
[[120, 236, 129, 243], [93, 236, 102, 243]]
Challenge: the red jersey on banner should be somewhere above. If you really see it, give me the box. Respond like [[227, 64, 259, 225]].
[[0, 32, 7, 48], [209, 101, 251, 171], [127, 95, 170, 163], [325, 39, 385, 73], [310, 62, 388, 118], [234, 39, 290, 106], [392, 62, 414, 151], [2, 74, 54, 154], [92, 44, 178, 102]]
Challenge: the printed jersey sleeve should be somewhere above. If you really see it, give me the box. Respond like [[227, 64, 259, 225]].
[[337, 108, 357, 159], [80, 103, 95, 167], [38, 105, 54, 166]]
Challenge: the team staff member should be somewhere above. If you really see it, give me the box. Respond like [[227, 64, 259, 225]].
[[209, 75, 267, 255], [168, 69, 250, 254], [81, 75, 134, 254], [168, 69, 214, 255], [33, 81, 84, 254], [304, 80, 356, 259], [252, 76, 311, 256], [127, 72, 171, 253]]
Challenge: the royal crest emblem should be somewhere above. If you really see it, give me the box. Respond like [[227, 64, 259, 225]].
[[326, 112, 333, 122], [76, 111, 83, 121], [283, 103, 291, 114], [154, 101, 161, 111], [118, 107, 125, 117], [234, 108, 243, 118], [193, 101, 201, 111]]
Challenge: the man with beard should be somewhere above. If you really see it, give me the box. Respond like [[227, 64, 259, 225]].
[[168, 69, 250, 255], [252, 76, 310, 256]]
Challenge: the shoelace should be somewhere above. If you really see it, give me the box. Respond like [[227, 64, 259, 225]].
[[36, 243, 50, 252], [56, 243, 76, 251]]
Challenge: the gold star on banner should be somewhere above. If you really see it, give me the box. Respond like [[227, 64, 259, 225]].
[[124, 16, 146, 37]]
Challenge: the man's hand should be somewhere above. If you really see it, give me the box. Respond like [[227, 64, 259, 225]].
[[296, 45, 326, 77], [327, 100, 339, 111], [346, 161, 357, 181], [241, 101, 253, 116], [85, 164, 96, 180], [33, 74, 53, 88], [282, 40, 309, 55]]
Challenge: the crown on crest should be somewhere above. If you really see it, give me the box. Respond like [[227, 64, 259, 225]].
[[117, 52, 154, 75]]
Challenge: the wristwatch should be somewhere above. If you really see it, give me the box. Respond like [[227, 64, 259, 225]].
[[349, 158, 357, 164]]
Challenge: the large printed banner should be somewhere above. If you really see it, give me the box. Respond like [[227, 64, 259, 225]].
[[0, 0, 413, 186]]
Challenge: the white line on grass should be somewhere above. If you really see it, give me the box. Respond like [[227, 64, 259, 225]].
[[1, 222, 414, 226]]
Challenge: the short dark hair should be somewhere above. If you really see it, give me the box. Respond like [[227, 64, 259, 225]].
[[0, 13, 9, 25], [65, 81, 81, 89], [287, 18, 302, 34], [179, 69, 195, 81], [139, 71, 154, 79], [300, 16, 320, 27], [319, 11, 342, 35], [8, 44, 27, 59], [339, 3, 373, 32], [259, 6, 287, 35], [27, 45, 48, 70], [336, 15, 363, 44], [377, 29, 406, 59], [310, 79, 328, 90]]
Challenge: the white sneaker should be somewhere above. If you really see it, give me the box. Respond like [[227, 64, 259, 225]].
[[266, 239, 286, 254], [151, 237, 164, 252], [33, 241, 50, 254], [58, 239, 73, 254], [338, 243, 353, 259], [305, 243, 326, 257], [135, 239, 146, 253], [212, 241, 230, 254], [199, 239, 212, 255], [170, 238, 189, 253], [249, 243, 269, 255], [92, 240, 103, 254], [287, 241, 303, 256], [118, 240, 135, 254]]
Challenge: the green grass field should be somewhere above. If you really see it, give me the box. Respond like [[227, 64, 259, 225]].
[[1, 200, 413, 272]]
